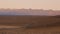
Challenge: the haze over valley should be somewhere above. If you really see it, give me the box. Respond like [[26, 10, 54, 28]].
[[0, 9, 60, 16]]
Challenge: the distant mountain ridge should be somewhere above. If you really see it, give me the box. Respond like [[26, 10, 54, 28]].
[[0, 9, 60, 16]]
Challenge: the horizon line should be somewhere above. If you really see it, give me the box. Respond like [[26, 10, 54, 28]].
[[0, 8, 60, 10]]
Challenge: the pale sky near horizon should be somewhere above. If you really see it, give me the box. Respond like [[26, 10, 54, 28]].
[[0, 0, 60, 10]]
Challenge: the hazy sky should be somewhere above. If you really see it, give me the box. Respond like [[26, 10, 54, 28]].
[[0, 0, 60, 10]]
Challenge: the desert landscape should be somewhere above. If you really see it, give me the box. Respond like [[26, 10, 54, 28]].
[[0, 0, 60, 34]]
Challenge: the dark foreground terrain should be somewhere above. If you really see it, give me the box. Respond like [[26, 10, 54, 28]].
[[0, 15, 60, 34], [0, 15, 60, 26]]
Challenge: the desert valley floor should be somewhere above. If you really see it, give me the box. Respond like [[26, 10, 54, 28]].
[[0, 15, 60, 34]]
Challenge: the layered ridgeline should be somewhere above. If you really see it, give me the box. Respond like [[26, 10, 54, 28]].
[[0, 9, 60, 16], [0, 9, 60, 28]]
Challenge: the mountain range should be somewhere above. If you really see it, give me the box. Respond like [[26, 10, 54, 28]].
[[0, 9, 60, 16]]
